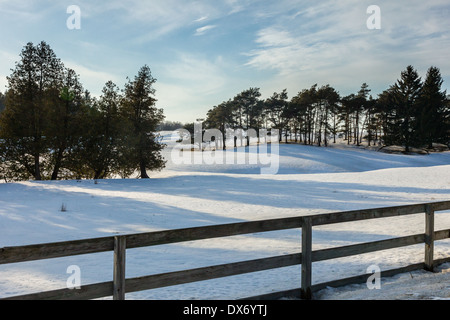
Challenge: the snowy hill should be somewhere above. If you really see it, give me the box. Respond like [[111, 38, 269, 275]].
[[0, 140, 449, 300]]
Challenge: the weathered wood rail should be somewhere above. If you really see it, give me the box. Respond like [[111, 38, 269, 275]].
[[1, 201, 450, 300]]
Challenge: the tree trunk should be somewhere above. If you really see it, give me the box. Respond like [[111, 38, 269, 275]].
[[223, 126, 227, 150], [318, 129, 322, 147], [51, 148, 64, 180], [34, 153, 42, 181], [140, 161, 149, 179], [94, 168, 105, 180]]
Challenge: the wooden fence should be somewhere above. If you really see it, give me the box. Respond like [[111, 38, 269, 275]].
[[1, 201, 450, 300]]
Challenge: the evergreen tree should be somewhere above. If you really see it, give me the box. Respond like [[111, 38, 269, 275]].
[[73, 81, 126, 179], [233, 88, 262, 146], [316, 85, 340, 146], [377, 87, 398, 146], [205, 100, 236, 150], [364, 95, 378, 146], [351, 83, 371, 146], [0, 41, 64, 180], [339, 94, 357, 145], [308, 88, 318, 146], [283, 97, 302, 143], [392, 66, 423, 151], [47, 68, 85, 180], [290, 89, 310, 144], [416, 66, 448, 148], [264, 89, 289, 142], [121, 65, 166, 178]]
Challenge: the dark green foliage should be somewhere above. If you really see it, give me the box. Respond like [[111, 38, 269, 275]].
[[0, 41, 64, 180], [0, 42, 166, 181], [47, 68, 86, 180], [233, 88, 262, 146], [391, 66, 423, 152], [377, 66, 448, 149], [0, 41, 448, 182], [206, 101, 232, 149], [71, 81, 127, 179], [121, 65, 166, 179], [202, 66, 448, 151], [416, 66, 448, 148], [265, 89, 289, 142]]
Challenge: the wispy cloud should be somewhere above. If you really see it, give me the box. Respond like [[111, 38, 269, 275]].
[[195, 25, 217, 36], [194, 16, 209, 23], [81, 0, 238, 41], [244, 0, 450, 94], [1, 0, 449, 122]]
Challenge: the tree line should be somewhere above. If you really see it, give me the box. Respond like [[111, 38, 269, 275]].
[[199, 65, 449, 152], [0, 41, 166, 181], [1, 42, 448, 182]]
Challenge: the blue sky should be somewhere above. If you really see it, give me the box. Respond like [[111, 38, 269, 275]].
[[1, 0, 449, 123]]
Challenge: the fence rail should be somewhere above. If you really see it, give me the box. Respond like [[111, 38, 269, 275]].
[[1, 201, 450, 300]]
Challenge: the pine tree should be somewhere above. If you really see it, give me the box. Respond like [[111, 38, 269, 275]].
[[376, 87, 397, 146], [364, 95, 378, 147], [0, 41, 64, 180], [72, 81, 126, 179], [316, 85, 340, 147], [340, 94, 358, 145], [205, 100, 236, 150], [121, 65, 166, 178], [233, 88, 262, 146], [264, 89, 289, 142], [416, 66, 448, 148], [47, 68, 85, 180], [350, 83, 370, 146], [290, 89, 313, 144], [392, 66, 422, 152]]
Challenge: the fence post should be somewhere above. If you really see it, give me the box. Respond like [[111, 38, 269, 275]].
[[301, 218, 312, 300], [424, 204, 435, 272], [113, 236, 127, 300]]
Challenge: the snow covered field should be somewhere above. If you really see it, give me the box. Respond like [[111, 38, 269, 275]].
[[0, 133, 449, 300]]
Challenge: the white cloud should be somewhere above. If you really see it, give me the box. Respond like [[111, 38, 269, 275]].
[[80, 0, 234, 41], [244, 1, 450, 95], [195, 25, 217, 36], [194, 16, 209, 23], [1, 0, 449, 121], [223, 0, 246, 14], [254, 28, 295, 48]]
